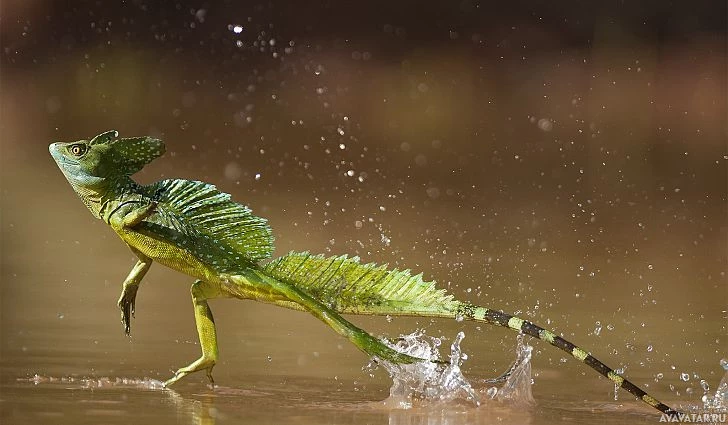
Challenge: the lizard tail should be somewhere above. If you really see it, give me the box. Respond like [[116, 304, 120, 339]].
[[260, 251, 679, 416], [455, 304, 679, 416]]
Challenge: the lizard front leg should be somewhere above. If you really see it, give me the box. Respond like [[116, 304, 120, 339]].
[[117, 247, 152, 335], [107, 203, 156, 334], [108, 199, 157, 231], [121, 201, 157, 228]]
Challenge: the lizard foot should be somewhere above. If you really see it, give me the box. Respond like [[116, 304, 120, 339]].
[[163, 356, 215, 387], [117, 283, 139, 335], [357, 331, 431, 365]]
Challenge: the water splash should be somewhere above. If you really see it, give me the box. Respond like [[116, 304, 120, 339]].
[[19, 374, 165, 390], [367, 331, 533, 409], [482, 334, 535, 405], [701, 359, 728, 411]]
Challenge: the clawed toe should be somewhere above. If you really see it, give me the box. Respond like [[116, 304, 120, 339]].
[[163, 358, 216, 387]]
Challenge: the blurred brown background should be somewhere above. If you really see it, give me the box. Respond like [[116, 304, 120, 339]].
[[0, 0, 726, 413]]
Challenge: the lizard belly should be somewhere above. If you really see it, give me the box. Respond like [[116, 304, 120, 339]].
[[117, 229, 214, 281], [218, 272, 289, 303]]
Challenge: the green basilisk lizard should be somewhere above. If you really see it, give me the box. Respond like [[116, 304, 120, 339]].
[[49, 130, 678, 415]]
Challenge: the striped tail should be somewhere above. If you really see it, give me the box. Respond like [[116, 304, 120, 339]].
[[458, 304, 679, 416]]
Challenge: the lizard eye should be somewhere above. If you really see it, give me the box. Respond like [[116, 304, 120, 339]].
[[69, 144, 88, 157]]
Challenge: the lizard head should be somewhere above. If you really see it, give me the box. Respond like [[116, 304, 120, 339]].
[[49, 130, 165, 189]]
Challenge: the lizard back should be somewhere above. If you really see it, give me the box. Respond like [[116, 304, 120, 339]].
[[134, 179, 274, 272]]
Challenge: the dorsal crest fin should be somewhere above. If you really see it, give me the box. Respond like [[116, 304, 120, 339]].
[[262, 252, 456, 313], [148, 179, 274, 263]]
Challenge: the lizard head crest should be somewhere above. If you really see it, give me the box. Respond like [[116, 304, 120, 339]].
[[49, 130, 165, 189]]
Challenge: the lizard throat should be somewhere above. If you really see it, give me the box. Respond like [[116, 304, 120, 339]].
[[71, 177, 141, 219]]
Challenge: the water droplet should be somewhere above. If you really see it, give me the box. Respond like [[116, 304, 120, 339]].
[[680, 372, 690, 381], [224, 162, 242, 180], [537, 118, 553, 132], [426, 187, 440, 199], [231, 25, 243, 34], [46, 96, 61, 114]]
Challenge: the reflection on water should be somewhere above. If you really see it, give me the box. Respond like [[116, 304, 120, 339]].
[[166, 391, 218, 425], [11, 361, 727, 425], [8, 356, 727, 425], [9, 376, 536, 425], [0, 376, 667, 425]]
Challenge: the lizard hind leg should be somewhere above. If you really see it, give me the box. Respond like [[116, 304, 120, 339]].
[[164, 279, 222, 387], [245, 269, 425, 365]]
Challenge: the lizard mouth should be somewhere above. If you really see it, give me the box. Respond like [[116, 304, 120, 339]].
[[49, 144, 79, 167]]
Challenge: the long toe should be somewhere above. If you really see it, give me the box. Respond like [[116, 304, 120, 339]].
[[163, 371, 185, 387], [163, 357, 216, 387]]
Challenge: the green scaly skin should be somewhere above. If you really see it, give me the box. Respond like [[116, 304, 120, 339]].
[[49, 131, 679, 416]]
